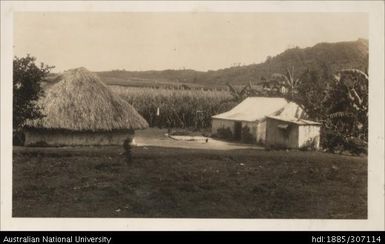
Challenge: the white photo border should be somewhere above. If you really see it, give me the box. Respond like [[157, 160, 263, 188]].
[[1, 0, 384, 231]]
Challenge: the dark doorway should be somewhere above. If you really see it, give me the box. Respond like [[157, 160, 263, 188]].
[[234, 121, 242, 140]]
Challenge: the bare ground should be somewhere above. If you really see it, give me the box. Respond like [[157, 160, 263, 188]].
[[134, 128, 264, 150]]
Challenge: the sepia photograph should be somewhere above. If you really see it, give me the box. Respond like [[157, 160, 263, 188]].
[[1, 1, 384, 231]]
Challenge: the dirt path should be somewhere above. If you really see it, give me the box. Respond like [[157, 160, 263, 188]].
[[134, 128, 263, 150]]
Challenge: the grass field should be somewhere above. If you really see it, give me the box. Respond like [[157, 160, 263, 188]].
[[13, 147, 367, 218]]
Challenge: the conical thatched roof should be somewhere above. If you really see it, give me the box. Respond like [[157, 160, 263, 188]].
[[25, 67, 149, 131]]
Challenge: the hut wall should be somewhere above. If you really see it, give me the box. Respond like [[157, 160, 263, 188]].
[[211, 118, 235, 135], [265, 118, 299, 148], [24, 129, 133, 146], [298, 125, 321, 149]]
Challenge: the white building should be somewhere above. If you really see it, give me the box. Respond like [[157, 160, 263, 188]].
[[211, 97, 312, 145], [265, 116, 321, 149]]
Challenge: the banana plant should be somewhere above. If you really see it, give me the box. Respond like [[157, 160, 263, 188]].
[[323, 68, 368, 148], [226, 82, 252, 103], [334, 69, 368, 114], [271, 66, 302, 97]]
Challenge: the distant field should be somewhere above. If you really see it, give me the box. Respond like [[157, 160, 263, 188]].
[[100, 76, 187, 88], [13, 147, 367, 218], [100, 76, 226, 90], [111, 86, 235, 128]]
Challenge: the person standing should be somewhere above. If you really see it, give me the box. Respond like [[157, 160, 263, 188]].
[[122, 135, 133, 164]]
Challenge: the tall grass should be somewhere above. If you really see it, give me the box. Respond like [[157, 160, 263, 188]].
[[110, 86, 235, 128]]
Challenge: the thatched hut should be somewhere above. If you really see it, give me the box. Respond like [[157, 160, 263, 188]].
[[23, 67, 148, 146]]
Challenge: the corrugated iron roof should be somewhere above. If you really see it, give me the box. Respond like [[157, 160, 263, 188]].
[[266, 115, 321, 125], [212, 97, 306, 122]]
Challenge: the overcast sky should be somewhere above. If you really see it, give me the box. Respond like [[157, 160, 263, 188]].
[[14, 12, 368, 72]]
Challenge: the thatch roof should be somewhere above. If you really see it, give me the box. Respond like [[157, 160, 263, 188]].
[[25, 67, 149, 131]]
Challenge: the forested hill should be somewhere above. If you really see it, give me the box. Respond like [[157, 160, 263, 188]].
[[97, 38, 368, 87]]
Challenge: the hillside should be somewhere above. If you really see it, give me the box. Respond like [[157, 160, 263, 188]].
[[69, 39, 369, 88], [198, 38, 368, 85]]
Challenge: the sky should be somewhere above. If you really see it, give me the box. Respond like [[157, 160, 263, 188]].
[[14, 12, 368, 72]]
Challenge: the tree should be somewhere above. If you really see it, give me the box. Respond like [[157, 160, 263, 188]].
[[13, 55, 53, 134], [322, 69, 368, 153], [292, 67, 329, 120], [289, 66, 368, 154], [333, 69, 368, 116]]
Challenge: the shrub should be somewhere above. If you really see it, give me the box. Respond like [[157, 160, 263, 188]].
[[13, 131, 25, 146], [299, 137, 318, 151], [241, 125, 255, 144], [321, 129, 345, 153], [267, 143, 289, 150], [344, 137, 367, 155], [216, 127, 233, 140], [321, 129, 367, 155]]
